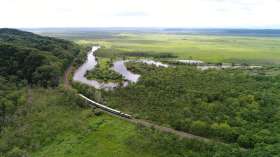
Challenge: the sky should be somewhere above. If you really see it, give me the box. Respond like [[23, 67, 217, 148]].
[[0, 0, 280, 28]]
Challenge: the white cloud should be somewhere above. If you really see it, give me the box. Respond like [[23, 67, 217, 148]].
[[0, 0, 279, 28]]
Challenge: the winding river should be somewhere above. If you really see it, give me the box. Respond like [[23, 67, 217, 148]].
[[73, 46, 148, 90], [73, 46, 118, 89], [112, 60, 140, 83], [73, 46, 261, 90], [73, 46, 170, 89]]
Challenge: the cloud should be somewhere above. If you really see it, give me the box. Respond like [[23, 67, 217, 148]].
[[0, 0, 280, 28]]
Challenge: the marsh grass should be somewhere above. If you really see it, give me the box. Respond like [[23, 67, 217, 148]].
[[76, 33, 280, 64]]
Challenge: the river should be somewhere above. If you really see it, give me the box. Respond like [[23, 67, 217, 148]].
[[73, 46, 118, 89], [73, 46, 142, 90], [73, 46, 261, 90]]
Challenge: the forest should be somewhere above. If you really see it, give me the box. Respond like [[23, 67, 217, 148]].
[[0, 29, 80, 156], [0, 28, 80, 87], [74, 62, 280, 155], [0, 28, 82, 133]]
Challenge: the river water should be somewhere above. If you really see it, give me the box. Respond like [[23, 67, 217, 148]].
[[112, 60, 140, 83], [136, 60, 169, 68], [73, 46, 144, 89], [73, 46, 118, 89]]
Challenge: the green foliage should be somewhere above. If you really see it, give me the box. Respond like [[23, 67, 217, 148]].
[[77, 64, 280, 151], [70, 32, 280, 155], [190, 120, 209, 136], [72, 82, 104, 102], [86, 58, 123, 83], [95, 47, 177, 59], [127, 126, 245, 157], [125, 62, 162, 74], [0, 88, 85, 156], [0, 87, 245, 157], [2, 29, 280, 156], [0, 77, 26, 130], [0, 29, 80, 87], [210, 123, 238, 142], [6, 147, 27, 157]]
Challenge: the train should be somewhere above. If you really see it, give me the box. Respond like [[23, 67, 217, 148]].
[[79, 94, 132, 119]]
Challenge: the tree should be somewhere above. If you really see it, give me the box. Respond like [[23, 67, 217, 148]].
[[211, 123, 238, 142], [237, 134, 255, 148], [190, 120, 209, 136], [6, 147, 28, 157]]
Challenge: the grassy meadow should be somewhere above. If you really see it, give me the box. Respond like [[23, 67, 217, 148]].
[[76, 33, 280, 64]]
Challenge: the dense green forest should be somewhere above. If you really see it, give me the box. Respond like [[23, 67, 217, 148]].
[[0, 29, 81, 156], [0, 77, 27, 130], [74, 63, 280, 156], [0, 29, 81, 132], [0, 29, 80, 87]]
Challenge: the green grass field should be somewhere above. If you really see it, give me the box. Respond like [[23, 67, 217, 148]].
[[76, 33, 280, 64], [32, 113, 147, 157]]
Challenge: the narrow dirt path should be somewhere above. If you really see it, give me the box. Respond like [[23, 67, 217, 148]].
[[64, 64, 73, 89], [99, 108, 212, 144], [130, 118, 211, 142], [27, 86, 33, 105]]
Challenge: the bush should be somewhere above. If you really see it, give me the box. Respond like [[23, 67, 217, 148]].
[[237, 134, 256, 148], [94, 109, 103, 116], [210, 123, 239, 142], [190, 120, 209, 136], [6, 147, 28, 157]]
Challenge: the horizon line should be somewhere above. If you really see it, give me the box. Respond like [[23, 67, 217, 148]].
[[12, 27, 280, 30]]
